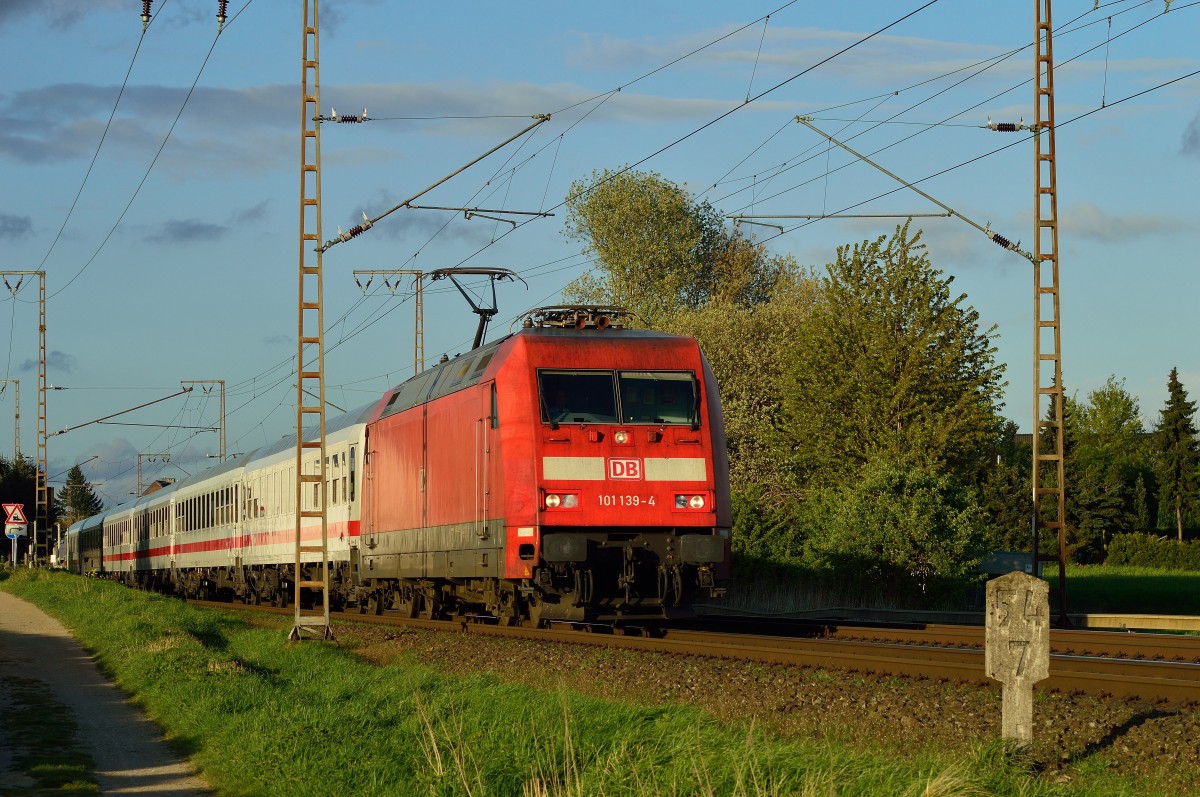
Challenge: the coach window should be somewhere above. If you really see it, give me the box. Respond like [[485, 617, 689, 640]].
[[349, 446, 356, 502], [538, 370, 617, 424]]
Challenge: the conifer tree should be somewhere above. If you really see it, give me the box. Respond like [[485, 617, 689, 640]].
[[1153, 367, 1200, 541], [54, 464, 104, 529]]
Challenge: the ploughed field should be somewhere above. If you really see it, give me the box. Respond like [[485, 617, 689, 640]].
[[331, 617, 1200, 793]]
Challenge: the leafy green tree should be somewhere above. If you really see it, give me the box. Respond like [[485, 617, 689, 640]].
[[664, 272, 819, 497], [779, 223, 1006, 489], [562, 168, 790, 324], [54, 464, 104, 529], [1153, 367, 1200, 541], [800, 460, 987, 601], [1073, 376, 1147, 457], [1060, 377, 1154, 561]]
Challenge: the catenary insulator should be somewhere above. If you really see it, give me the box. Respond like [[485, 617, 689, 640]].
[[217, 0, 228, 30], [142, 0, 153, 30], [327, 107, 368, 123], [986, 116, 1028, 132], [989, 232, 1013, 250], [324, 212, 374, 249]]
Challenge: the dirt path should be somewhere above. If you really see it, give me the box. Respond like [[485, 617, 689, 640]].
[[0, 591, 211, 795]]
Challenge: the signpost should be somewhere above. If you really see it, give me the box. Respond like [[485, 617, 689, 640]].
[[985, 571, 1050, 746], [4, 502, 27, 565]]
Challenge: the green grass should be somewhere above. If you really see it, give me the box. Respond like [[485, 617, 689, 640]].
[[1051, 564, 1200, 615], [0, 569, 1190, 797]]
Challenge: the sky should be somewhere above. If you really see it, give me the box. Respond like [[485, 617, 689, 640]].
[[1, 0, 1197, 507]]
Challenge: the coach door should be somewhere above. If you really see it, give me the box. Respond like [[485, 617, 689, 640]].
[[475, 382, 495, 540]]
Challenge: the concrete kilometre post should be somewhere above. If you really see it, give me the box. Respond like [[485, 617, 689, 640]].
[[985, 571, 1050, 745]]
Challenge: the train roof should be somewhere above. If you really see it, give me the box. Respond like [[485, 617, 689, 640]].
[[243, 400, 376, 465], [375, 319, 695, 422]]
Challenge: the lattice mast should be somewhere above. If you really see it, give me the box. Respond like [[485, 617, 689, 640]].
[[1031, 0, 1069, 624], [1, 272, 46, 563], [292, 0, 332, 641], [35, 274, 46, 564]]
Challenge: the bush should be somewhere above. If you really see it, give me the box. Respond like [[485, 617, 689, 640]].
[[1105, 532, 1200, 571], [729, 485, 805, 564]]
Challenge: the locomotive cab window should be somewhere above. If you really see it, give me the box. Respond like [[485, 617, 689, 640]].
[[538, 370, 618, 424], [539, 370, 698, 426], [618, 371, 699, 426]]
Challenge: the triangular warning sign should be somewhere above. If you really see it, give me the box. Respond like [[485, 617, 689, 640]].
[[3, 504, 27, 524]]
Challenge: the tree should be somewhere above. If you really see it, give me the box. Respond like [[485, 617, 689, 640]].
[[1072, 376, 1149, 467], [1153, 367, 1200, 541], [1063, 377, 1154, 560], [54, 464, 104, 529], [562, 168, 790, 324], [800, 460, 988, 602], [0, 455, 41, 563], [976, 420, 1032, 552], [779, 223, 1006, 489], [664, 271, 820, 497]]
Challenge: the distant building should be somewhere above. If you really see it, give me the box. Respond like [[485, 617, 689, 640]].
[[142, 478, 175, 496]]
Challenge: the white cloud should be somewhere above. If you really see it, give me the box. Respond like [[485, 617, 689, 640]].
[[1060, 201, 1187, 242]]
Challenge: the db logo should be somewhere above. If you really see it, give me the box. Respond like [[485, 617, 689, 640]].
[[608, 458, 643, 480]]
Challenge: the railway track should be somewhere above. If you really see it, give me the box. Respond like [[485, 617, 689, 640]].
[[680, 615, 1200, 662], [193, 601, 1200, 704]]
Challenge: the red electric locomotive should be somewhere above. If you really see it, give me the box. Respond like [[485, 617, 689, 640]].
[[359, 305, 730, 623]]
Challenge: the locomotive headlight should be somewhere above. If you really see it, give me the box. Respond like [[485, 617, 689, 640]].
[[614, 430, 630, 445], [689, 495, 706, 509], [543, 492, 580, 510], [675, 494, 707, 510]]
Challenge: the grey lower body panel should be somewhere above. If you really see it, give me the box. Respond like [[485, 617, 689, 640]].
[[362, 519, 505, 579]]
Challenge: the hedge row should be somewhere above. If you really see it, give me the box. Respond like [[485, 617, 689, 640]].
[[1105, 533, 1200, 571]]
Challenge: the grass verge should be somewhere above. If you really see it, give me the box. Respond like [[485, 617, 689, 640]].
[[0, 569, 1187, 796], [1050, 564, 1200, 615]]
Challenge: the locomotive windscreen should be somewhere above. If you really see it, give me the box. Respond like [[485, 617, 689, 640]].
[[538, 369, 698, 426]]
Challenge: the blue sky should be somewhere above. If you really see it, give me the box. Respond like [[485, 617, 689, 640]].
[[1, 0, 1197, 506]]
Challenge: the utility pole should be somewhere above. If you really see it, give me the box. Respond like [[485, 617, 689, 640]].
[[180, 380, 226, 462], [1031, 0, 1069, 626], [352, 270, 425, 375], [137, 453, 171, 496], [292, 0, 332, 641], [0, 380, 18, 460], [2, 272, 47, 564]]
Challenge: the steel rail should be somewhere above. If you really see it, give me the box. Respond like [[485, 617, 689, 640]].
[[193, 601, 1199, 703], [689, 616, 1200, 662]]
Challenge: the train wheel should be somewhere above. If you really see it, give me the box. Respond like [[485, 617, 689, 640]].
[[526, 596, 546, 629], [420, 593, 441, 621], [394, 586, 419, 619]]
